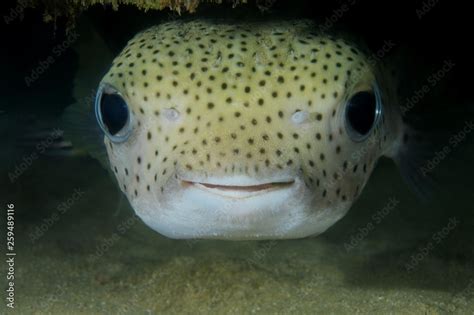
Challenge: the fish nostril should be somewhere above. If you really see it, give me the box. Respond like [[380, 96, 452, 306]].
[[291, 110, 309, 124], [163, 108, 180, 121]]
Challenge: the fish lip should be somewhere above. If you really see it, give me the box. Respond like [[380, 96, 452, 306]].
[[179, 178, 296, 199]]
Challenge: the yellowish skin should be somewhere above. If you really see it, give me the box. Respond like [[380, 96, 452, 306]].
[[98, 20, 403, 239]]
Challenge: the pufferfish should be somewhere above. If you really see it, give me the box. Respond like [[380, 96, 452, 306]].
[[69, 19, 414, 240]]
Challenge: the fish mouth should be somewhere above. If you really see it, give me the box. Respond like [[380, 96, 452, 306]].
[[180, 179, 295, 199]]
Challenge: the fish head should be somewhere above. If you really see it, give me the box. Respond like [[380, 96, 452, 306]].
[[94, 20, 399, 239]]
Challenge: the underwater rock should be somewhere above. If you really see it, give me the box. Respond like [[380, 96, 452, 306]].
[[23, 0, 259, 23]]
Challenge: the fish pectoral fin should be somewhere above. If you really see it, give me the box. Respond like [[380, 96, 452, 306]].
[[60, 18, 114, 170]]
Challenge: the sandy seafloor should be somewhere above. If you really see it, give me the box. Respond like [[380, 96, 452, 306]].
[[1, 136, 474, 314]]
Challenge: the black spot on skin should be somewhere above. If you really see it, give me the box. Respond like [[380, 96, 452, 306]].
[[353, 164, 358, 173]]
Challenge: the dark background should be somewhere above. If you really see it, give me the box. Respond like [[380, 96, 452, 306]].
[[0, 0, 471, 115], [1, 1, 473, 305]]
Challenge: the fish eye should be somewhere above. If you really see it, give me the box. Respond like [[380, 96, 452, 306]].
[[95, 84, 132, 143], [344, 85, 383, 142]]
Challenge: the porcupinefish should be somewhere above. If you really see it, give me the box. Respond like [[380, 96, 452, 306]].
[[68, 20, 418, 240]]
